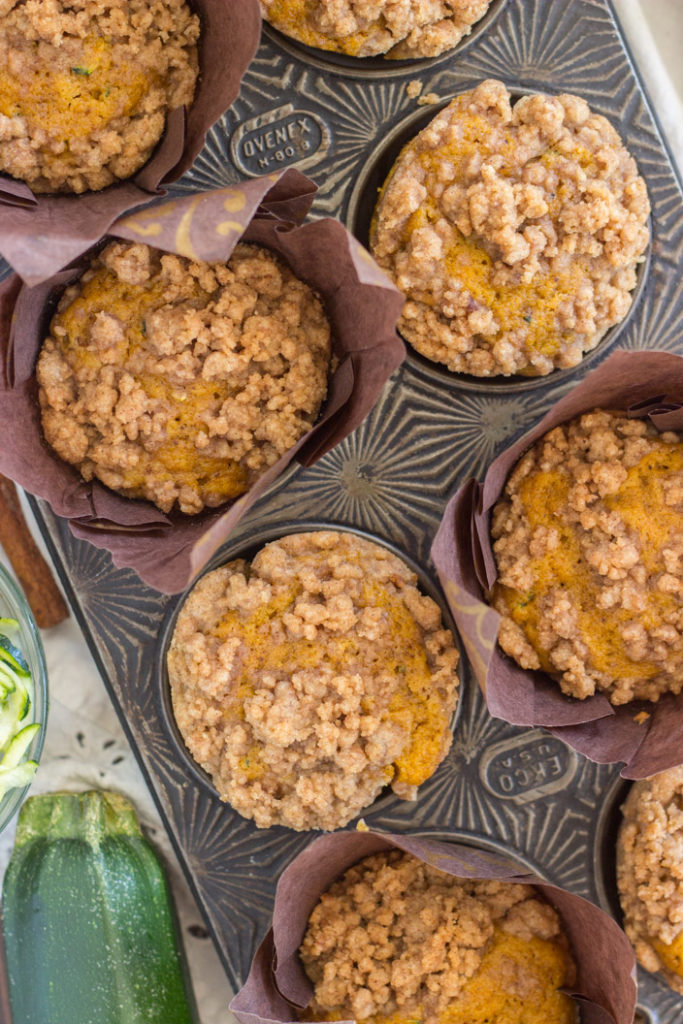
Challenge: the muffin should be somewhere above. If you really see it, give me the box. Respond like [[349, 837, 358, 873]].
[[300, 849, 577, 1024], [0, 0, 199, 193], [371, 79, 650, 377], [260, 1, 492, 59], [617, 768, 683, 994], [490, 409, 683, 705], [167, 530, 460, 830], [37, 240, 332, 515]]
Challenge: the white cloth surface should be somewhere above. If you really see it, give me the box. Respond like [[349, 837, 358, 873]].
[[0, 4, 682, 1022]]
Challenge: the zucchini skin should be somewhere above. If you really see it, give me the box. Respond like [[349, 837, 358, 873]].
[[1, 790, 199, 1024]]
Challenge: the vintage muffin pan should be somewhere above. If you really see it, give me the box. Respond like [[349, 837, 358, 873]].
[[2, 0, 682, 1020]]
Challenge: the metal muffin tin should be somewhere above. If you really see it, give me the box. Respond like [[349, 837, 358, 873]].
[[3, 0, 682, 1020]]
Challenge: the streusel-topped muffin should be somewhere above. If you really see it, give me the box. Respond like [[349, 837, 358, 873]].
[[618, 768, 683, 994], [168, 531, 459, 830], [37, 241, 331, 514], [260, 1, 492, 59], [371, 80, 649, 376], [0, 0, 199, 193], [491, 409, 683, 704], [300, 850, 577, 1024]]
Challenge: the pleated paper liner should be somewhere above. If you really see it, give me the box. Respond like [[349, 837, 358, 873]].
[[0, 171, 405, 593], [230, 830, 637, 1024], [431, 350, 683, 778]]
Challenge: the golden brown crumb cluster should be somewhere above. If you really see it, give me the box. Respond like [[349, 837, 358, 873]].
[[300, 851, 576, 1024], [617, 769, 683, 994], [167, 531, 459, 831], [491, 410, 683, 704], [371, 80, 650, 377], [37, 241, 331, 515], [261, 0, 491, 59], [0, 0, 199, 193]]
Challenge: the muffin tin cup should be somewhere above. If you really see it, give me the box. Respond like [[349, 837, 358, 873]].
[[154, 520, 465, 824], [346, 84, 651, 393], [431, 348, 683, 776], [261, 0, 505, 81], [0, 174, 405, 593], [0, 0, 262, 286], [230, 829, 638, 1024]]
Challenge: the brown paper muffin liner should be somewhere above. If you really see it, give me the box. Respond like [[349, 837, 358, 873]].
[[230, 830, 637, 1024], [0, 170, 406, 593], [0, 0, 262, 286], [431, 350, 683, 778]]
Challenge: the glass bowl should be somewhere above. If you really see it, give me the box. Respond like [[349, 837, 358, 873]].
[[0, 563, 48, 835]]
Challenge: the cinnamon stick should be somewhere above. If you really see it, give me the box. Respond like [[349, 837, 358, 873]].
[[0, 474, 68, 629]]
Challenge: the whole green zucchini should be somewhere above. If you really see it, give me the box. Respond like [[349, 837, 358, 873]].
[[1, 790, 198, 1024]]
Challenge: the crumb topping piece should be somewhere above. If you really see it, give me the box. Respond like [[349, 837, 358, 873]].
[[0, 0, 199, 193], [260, 0, 492, 59], [371, 80, 650, 377], [618, 768, 683, 995], [167, 531, 460, 831], [37, 241, 331, 515], [491, 410, 683, 704], [300, 850, 577, 1024]]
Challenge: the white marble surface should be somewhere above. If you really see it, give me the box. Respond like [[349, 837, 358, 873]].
[[0, 4, 682, 1022]]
